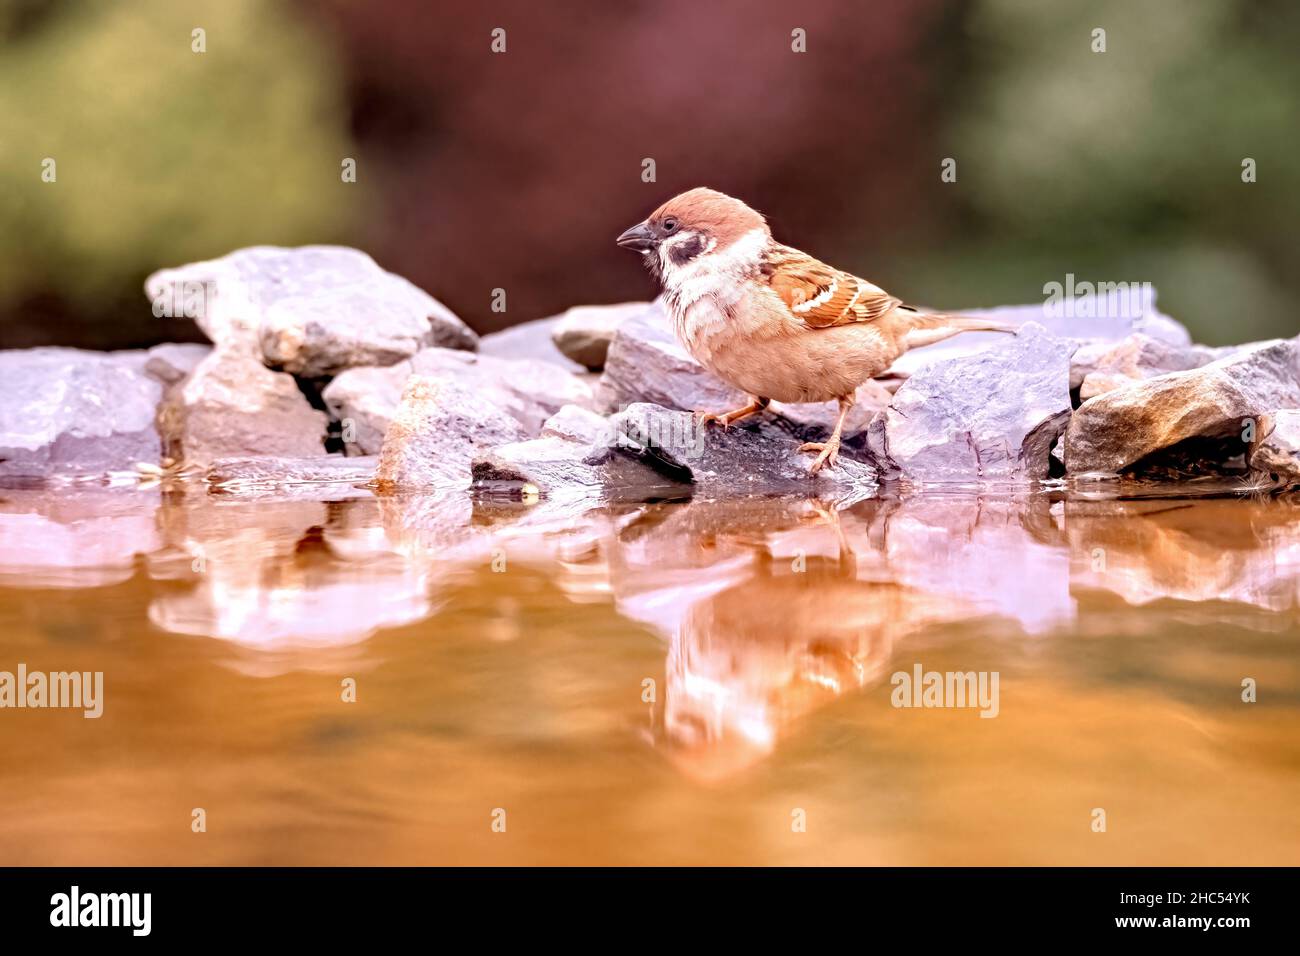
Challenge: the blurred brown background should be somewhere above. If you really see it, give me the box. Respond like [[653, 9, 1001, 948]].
[[1, 0, 1296, 349]]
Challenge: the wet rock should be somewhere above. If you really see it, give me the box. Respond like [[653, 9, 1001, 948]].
[[1251, 410, 1300, 490], [477, 316, 584, 372], [374, 376, 530, 491], [145, 245, 477, 377], [1065, 338, 1300, 476], [472, 438, 603, 496], [471, 433, 677, 500], [324, 348, 591, 456], [551, 301, 652, 370], [205, 454, 378, 489], [158, 350, 329, 467], [0, 348, 163, 480], [607, 403, 876, 493], [144, 343, 212, 385], [867, 322, 1073, 483], [1078, 333, 1231, 401]]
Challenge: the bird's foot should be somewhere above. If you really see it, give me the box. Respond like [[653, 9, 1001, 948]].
[[696, 402, 764, 430], [799, 437, 841, 474]]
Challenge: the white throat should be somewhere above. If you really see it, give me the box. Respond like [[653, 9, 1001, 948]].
[[658, 226, 768, 313]]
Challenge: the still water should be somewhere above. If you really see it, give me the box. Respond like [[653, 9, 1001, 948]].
[[0, 483, 1297, 865]]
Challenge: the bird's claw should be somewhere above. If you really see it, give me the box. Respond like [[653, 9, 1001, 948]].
[[799, 439, 841, 474], [696, 411, 731, 431]]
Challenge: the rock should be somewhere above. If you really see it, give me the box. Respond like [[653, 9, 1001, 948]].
[[324, 348, 591, 455], [867, 323, 1073, 483], [607, 403, 876, 494], [374, 376, 530, 491], [1078, 333, 1232, 401], [551, 301, 652, 370], [144, 343, 212, 385], [145, 245, 477, 377], [472, 437, 673, 499], [540, 404, 610, 444], [158, 349, 329, 467], [596, 307, 743, 415], [889, 286, 1189, 378], [1250, 410, 1300, 490], [477, 316, 584, 372], [1065, 338, 1300, 476], [472, 405, 676, 499], [205, 454, 378, 489], [0, 348, 163, 480]]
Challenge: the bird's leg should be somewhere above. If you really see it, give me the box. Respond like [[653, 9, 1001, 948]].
[[697, 395, 770, 429], [799, 393, 855, 473]]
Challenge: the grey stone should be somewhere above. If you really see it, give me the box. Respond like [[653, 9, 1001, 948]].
[[145, 245, 477, 377], [867, 322, 1073, 483], [540, 404, 610, 445], [374, 376, 530, 491], [595, 307, 743, 415], [324, 347, 592, 456], [551, 301, 653, 370], [158, 349, 329, 467], [1065, 338, 1300, 476], [607, 403, 877, 494], [478, 316, 584, 372], [0, 348, 163, 480]]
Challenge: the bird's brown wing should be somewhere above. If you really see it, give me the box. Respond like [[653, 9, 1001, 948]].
[[763, 244, 901, 329]]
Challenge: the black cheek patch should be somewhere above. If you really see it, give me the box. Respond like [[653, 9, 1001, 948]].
[[668, 235, 706, 266]]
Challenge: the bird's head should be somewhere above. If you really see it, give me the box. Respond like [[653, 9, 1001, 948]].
[[617, 188, 769, 282]]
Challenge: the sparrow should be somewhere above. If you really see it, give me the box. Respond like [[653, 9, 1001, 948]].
[[617, 187, 1016, 472]]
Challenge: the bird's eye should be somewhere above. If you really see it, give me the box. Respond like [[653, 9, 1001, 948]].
[[662, 217, 679, 233]]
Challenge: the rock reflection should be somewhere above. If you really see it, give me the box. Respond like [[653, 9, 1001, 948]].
[[1065, 497, 1300, 612], [147, 494, 432, 654], [0, 488, 162, 588]]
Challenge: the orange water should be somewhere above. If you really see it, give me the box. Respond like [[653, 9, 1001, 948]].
[[0, 486, 1296, 864]]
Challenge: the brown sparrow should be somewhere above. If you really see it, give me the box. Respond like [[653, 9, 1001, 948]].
[[617, 187, 1015, 472]]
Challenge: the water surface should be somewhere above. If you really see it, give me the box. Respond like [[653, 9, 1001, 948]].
[[0, 483, 1297, 864]]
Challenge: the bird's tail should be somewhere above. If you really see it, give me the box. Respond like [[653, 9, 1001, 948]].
[[904, 310, 1018, 334], [897, 309, 1018, 351]]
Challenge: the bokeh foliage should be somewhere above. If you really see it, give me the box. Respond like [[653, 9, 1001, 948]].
[[0, 0, 358, 342], [891, 0, 1300, 344], [0, 0, 1294, 348]]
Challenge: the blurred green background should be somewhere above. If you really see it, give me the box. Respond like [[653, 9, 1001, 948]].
[[1, 0, 1296, 348]]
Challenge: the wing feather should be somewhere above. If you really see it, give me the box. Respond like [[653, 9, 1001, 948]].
[[763, 244, 900, 328]]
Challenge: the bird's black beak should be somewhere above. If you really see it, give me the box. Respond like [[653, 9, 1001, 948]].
[[616, 221, 657, 253]]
